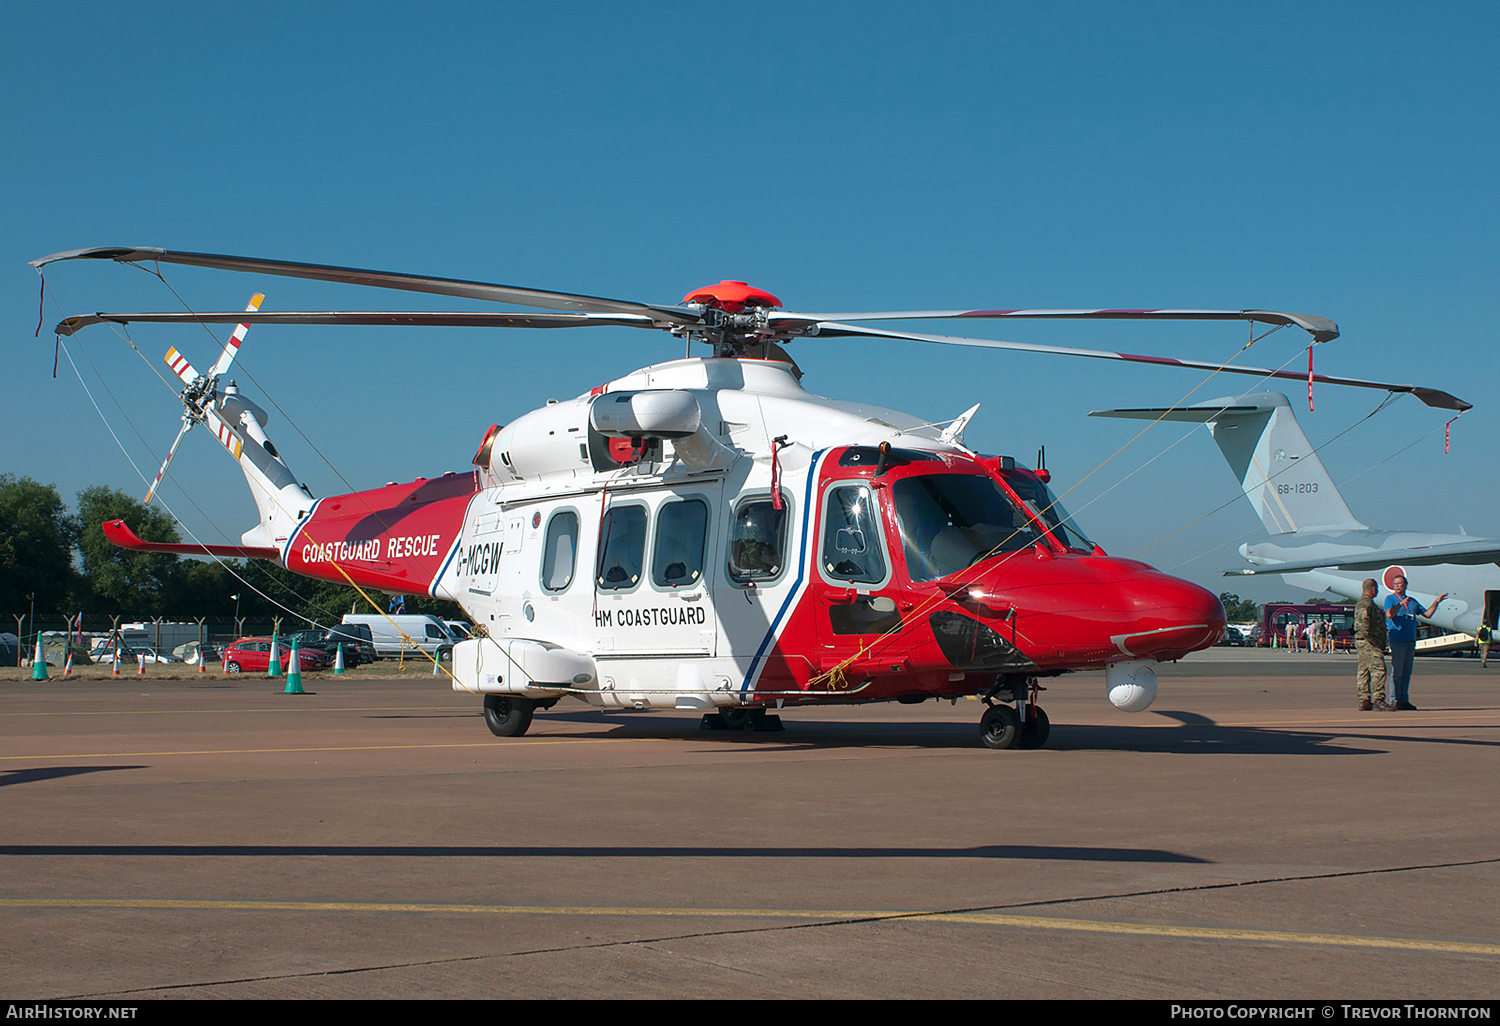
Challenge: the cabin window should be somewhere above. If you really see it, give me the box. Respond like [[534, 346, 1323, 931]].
[[892, 473, 1041, 583], [596, 505, 647, 590], [821, 485, 887, 585], [653, 499, 709, 588], [728, 497, 788, 583], [541, 511, 580, 592]]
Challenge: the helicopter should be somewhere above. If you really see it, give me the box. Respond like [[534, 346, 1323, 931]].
[[31, 246, 1471, 749]]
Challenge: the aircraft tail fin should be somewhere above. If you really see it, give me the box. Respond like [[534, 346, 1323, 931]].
[[1090, 391, 1366, 535]]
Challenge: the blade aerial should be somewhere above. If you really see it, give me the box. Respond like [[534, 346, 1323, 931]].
[[31, 247, 701, 325], [52, 310, 660, 337], [809, 322, 1470, 411]]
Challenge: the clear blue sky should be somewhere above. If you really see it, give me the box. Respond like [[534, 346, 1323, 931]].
[[4, 2, 1496, 603]]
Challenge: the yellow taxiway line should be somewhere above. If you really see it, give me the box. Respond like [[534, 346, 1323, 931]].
[[0, 897, 1494, 956]]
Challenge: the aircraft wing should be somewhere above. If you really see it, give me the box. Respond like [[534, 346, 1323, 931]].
[[1224, 539, 1500, 575]]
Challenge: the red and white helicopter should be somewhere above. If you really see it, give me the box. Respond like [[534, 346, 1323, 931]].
[[33, 247, 1470, 748]]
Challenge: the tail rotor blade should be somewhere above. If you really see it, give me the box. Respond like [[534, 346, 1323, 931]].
[[144, 417, 194, 505], [209, 293, 265, 378]]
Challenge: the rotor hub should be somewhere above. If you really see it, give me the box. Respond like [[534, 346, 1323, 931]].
[[682, 281, 782, 313]]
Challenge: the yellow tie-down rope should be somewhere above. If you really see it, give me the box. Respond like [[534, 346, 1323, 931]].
[[311, 550, 460, 684]]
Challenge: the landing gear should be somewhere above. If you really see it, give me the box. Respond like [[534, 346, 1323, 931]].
[[979, 676, 1050, 750], [701, 707, 784, 732], [483, 694, 535, 737], [980, 704, 1019, 749], [1015, 705, 1050, 749]]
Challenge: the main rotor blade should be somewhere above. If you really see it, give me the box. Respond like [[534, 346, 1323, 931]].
[[52, 310, 661, 337], [772, 308, 1339, 343], [31, 247, 701, 325], [812, 322, 1470, 411]]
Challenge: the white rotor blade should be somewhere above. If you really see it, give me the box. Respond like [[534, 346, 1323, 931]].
[[771, 307, 1340, 343], [54, 309, 660, 337], [144, 417, 194, 505], [163, 346, 202, 387], [31, 246, 701, 324], [209, 293, 265, 378], [812, 322, 1470, 411]]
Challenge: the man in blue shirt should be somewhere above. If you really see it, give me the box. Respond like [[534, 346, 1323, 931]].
[[1384, 576, 1448, 711]]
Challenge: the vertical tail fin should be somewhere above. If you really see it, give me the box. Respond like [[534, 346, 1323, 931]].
[[1090, 391, 1365, 535]]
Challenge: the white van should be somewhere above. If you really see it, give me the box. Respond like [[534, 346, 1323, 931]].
[[341, 614, 458, 660]]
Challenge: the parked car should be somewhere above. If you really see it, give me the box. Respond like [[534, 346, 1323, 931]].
[[172, 641, 220, 665], [1215, 626, 1247, 647], [288, 628, 368, 668], [326, 623, 377, 665], [220, 637, 330, 673], [132, 645, 181, 664]]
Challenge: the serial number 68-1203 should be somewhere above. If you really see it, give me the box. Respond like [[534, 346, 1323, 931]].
[[1277, 482, 1319, 495]]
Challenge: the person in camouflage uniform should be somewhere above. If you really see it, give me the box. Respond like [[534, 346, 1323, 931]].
[[1355, 578, 1391, 711]]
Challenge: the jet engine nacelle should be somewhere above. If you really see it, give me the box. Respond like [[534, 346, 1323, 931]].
[[1106, 660, 1158, 712]]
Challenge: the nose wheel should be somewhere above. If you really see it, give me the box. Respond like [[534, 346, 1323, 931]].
[[979, 677, 1050, 750]]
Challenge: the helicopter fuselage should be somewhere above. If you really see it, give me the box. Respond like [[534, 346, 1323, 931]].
[[279, 357, 1225, 718]]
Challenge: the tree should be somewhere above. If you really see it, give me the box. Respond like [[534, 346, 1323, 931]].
[[1218, 592, 1260, 623], [75, 486, 182, 615], [0, 475, 77, 616]]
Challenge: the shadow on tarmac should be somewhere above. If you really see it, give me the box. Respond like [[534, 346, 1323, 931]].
[[526, 707, 1495, 756], [0, 842, 1208, 862], [0, 765, 148, 787]]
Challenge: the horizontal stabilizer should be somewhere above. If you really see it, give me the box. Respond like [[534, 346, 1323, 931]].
[[1225, 539, 1500, 576], [101, 519, 280, 560]]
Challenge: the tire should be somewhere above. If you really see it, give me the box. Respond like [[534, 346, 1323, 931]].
[[483, 695, 535, 738], [720, 707, 762, 732], [1015, 706, 1051, 749], [980, 704, 1020, 750], [225, 661, 242, 674]]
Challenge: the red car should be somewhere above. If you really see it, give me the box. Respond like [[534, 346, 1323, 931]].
[[220, 637, 331, 673]]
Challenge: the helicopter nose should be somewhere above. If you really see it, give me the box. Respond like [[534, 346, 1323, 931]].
[[1114, 574, 1227, 661]]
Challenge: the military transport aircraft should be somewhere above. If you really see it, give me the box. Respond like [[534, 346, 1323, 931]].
[[31, 246, 1472, 748], [1092, 391, 1499, 639]]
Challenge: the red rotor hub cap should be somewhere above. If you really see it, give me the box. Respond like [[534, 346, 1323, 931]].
[[682, 280, 782, 313]]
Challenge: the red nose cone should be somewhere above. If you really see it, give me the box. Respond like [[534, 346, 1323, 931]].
[[1121, 577, 1227, 660], [682, 281, 783, 312]]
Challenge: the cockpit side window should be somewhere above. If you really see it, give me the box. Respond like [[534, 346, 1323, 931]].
[[1003, 475, 1094, 552], [892, 473, 1040, 583], [821, 484, 887, 585], [653, 499, 709, 588], [595, 505, 647, 591], [728, 497, 788, 583]]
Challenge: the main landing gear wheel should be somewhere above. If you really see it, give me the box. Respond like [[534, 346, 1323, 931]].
[[1015, 706, 1051, 749], [483, 695, 535, 738], [980, 704, 1020, 750], [701, 708, 785, 732]]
